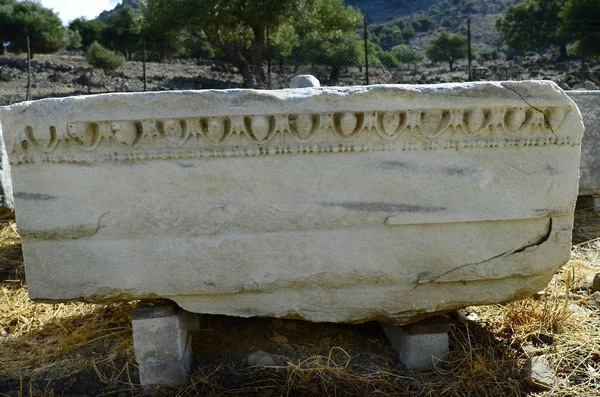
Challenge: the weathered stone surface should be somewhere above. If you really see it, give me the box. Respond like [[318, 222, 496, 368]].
[[0, 128, 13, 220], [0, 82, 584, 324], [289, 74, 320, 88], [567, 91, 600, 196]]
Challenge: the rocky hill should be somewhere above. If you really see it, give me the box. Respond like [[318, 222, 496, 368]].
[[346, 0, 518, 23]]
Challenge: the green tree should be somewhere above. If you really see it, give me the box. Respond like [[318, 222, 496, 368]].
[[69, 18, 105, 48], [299, 32, 363, 82], [377, 51, 400, 68], [0, 0, 17, 54], [426, 31, 468, 71], [462, 1, 475, 14], [86, 41, 125, 71], [411, 16, 436, 32], [392, 44, 422, 65], [101, 5, 142, 60], [65, 29, 83, 51], [2, 0, 66, 57], [441, 16, 453, 29], [428, 5, 441, 17], [496, 0, 569, 59], [377, 25, 404, 50], [144, 0, 361, 87], [559, 0, 600, 57]]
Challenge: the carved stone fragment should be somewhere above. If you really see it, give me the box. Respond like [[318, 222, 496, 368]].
[[0, 82, 584, 324], [566, 91, 599, 196]]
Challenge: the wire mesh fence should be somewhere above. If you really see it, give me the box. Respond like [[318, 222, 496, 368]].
[[0, 16, 599, 106]]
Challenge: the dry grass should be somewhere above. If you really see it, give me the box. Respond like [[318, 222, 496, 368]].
[[0, 212, 599, 396]]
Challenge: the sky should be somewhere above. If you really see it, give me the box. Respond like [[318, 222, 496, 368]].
[[38, 0, 120, 25]]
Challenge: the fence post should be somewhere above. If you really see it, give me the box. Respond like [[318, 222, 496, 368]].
[[467, 18, 472, 81], [363, 16, 369, 85], [266, 26, 272, 89], [580, 22, 585, 86], [142, 29, 147, 92], [26, 35, 31, 101]]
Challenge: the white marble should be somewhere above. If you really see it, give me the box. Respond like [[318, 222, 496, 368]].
[[0, 82, 584, 324], [566, 91, 600, 196], [289, 74, 320, 88]]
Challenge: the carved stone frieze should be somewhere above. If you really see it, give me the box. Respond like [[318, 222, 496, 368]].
[[0, 83, 582, 164], [0, 82, 586, 324]]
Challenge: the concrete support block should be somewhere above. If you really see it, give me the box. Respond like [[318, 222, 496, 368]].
[[576, 195, 600, 211], [380, 316, 451, 370], [131, 303, 192, 386]]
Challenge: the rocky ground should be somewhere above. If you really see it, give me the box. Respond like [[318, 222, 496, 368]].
[[0, 53, 598, 107]]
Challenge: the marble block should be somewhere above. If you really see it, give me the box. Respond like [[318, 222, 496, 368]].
[[0, 81, 584, 324], [289, 75, 320, 88], [566, 91, 599, 196]]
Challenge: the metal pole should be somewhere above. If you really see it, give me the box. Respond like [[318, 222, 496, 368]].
[[26, 35, 31, 101], [363, 16, 369, 85], [142, 29, 147, 92], [266, 26, 271, 89], [467, 18, 472, 81], [580, 22, 585, 86]]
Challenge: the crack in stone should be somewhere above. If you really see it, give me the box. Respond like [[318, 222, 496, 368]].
[[501, 83, 558, 139], [410, 218, 553, 291]]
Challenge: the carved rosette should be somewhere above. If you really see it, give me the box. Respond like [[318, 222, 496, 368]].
[[8, 105, 578, 164]]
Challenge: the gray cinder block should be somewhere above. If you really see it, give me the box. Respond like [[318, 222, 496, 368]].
[[380, 317, 451, 370], [131, 303, 192, 386]]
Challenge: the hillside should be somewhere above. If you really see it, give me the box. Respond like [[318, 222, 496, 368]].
[[346, 0, 517, 23], [345, 0, 439, 22], [354, 0, 524, 62]]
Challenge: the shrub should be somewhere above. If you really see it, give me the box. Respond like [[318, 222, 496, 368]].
[[392, 44, 422, 64], [378, 51, 400, 68], [85, 41, 124, 72]]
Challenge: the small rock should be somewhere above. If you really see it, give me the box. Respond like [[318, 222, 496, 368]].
[[285, 322, 298, 332], [559, 83, 570, 90], [592, 273, 600, 292], [568, 304, 587, 315], [456, 309, 478, 322], [408, 378, 423, 391], [584, 80, 599, 90], [271, 319, 284, 329], [270, 335, 289, 344], [466, 312, 479, 322], [320, 337, 334, 346], [248, 350, 278, 366], [522, 343, 544, 356], [522, 355, 557, 389], [281, 343, 295, 352], [589, 291, 600, 308], [536, 333, 554, 345]]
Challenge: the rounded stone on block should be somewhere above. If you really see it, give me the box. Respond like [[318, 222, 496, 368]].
[[289, 75, 320, 89]]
